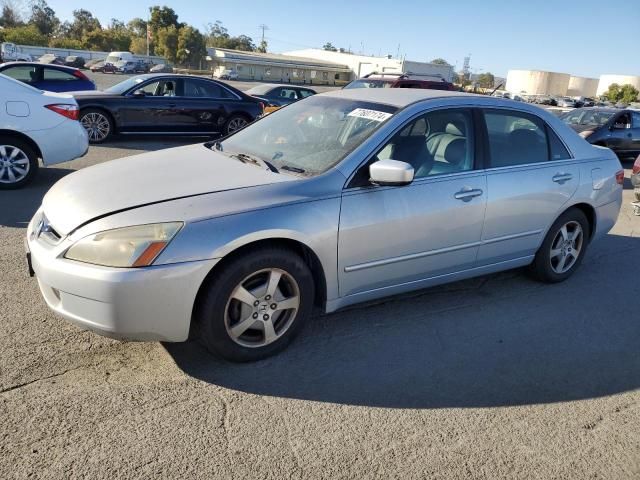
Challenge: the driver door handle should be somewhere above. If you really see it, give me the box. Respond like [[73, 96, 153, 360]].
[[454, 188, 483, 201]]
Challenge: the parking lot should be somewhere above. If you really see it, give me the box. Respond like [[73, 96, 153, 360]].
[[1, 74, 639, 479]]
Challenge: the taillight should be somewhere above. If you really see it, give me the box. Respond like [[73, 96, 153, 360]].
[[615, 170, 625, 185], [633, 156, 640, 175], [72, 69, 89, 81], [45, 104, 79, 121]]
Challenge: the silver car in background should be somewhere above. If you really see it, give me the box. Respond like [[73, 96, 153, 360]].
[[26, 89, 624, 361]]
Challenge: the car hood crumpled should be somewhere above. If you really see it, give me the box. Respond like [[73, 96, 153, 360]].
[[42, 143, 293, 236]]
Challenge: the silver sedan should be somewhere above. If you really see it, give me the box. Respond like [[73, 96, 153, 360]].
[[27, 89, 624, 361]]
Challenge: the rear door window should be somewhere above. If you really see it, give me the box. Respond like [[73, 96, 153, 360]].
[[43, 68, 77, 82], [483, 110, 549, 167]]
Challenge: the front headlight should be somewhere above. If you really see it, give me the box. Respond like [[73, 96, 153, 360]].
[[579, 130, 594, 138], [64, 222, 183, 268]]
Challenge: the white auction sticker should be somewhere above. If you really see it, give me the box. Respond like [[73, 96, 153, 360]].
[[347, 108, 393, 122]]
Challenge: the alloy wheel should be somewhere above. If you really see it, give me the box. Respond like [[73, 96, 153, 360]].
[[81, 112, 111, 142], [227, 117, 248, 133], [549, 221, 584, 274], [0, 145, 30, 184], [224, 268, 300, 348]]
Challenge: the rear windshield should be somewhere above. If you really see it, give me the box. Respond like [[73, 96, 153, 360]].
[[344, 79, 393, 89]]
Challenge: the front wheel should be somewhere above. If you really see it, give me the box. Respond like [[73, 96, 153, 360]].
[[528, 208, 590, 283], [0, 136, 39, 189], [196, 247, 315, 362]]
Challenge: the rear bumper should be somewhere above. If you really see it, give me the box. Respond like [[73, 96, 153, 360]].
[[593, 199, 623, 241], [28, 120, 89, 166]]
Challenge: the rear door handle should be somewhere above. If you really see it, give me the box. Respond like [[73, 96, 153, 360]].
[[454, 188, 483, 201], [552, 173, 573, 184]]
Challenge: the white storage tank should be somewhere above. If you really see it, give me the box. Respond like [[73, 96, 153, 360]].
[[597, 75, 640, 96], [567, 76, 599, 97], [506, 69, 570, 96]]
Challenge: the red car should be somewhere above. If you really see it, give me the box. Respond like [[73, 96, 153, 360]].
[[344, 72, 456, 91]]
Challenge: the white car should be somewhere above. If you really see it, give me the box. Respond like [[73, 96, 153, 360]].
[[0, 74, 88, 189]]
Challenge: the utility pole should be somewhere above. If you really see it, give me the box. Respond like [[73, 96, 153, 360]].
[[258, 24, 269, 45]]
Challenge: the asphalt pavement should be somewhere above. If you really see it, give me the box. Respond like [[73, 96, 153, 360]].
[[0, 89, 639, 479]]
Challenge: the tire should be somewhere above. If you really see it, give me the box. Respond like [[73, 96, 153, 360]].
[[80, 109, 113, 144], [196, 247, 315, 362], [224, 114, 249, 135], [0, 135, 39, 190], [528, 208, 590, 283]]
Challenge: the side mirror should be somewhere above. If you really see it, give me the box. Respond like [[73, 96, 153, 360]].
[[132, 90, 146, 97], [369, 159, 414, 186]]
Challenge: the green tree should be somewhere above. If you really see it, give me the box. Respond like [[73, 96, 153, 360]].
[[604, 83, 639, 103], [257, 39, 267, 53], [149, 5, 179, 31], [67, 9, 101, 40], [430, 58, 450, 65], [49, 36, 83, 49], [225, 34, 254, 51], [323, 42, 337, 52], [28, 0, 58, 36], [154, 25, 178, 63], [130, 36, 147, 55], [177, 25, 205, 67], [127, 17, 147, 38], [82, 28, 130, 51], [1, 1, 23, 28], [476, 72, 495, 88], [3, 24, 47, 45], [620, 84, 640, 104]]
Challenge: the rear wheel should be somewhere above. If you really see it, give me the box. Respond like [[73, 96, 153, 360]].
[[80, 109, 113, 143], [224, 115, 249, 135], [196, 247, 315, 362], [0, 136, 38, 189], [529, 208, 589, 283]]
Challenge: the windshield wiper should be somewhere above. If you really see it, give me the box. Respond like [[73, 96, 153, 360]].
[[281, 165, 306, 174], [230, 152, 279, 173]]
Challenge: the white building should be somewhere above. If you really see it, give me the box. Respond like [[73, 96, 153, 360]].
[[597, 74, 640, 96], [506, 69, 570, 96], [567, 76, 599, 97], [283, 49, 454, 82]]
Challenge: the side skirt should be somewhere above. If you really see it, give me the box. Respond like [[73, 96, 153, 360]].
[[325, 255, 534, 313]]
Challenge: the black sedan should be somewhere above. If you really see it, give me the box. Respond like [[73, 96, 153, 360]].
[[245, 83, 316, 107], [73, 74, 264, 143], [560, 107, 640, 161]]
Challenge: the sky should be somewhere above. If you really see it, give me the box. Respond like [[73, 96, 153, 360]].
[[38, 0, 640, 78]]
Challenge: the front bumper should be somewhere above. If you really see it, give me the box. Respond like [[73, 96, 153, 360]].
[[27, 218, 219, 342]]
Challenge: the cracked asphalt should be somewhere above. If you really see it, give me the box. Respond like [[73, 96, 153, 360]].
[[1, 100, 640, 477]]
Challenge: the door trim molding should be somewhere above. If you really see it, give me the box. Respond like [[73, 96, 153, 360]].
[[344, 229, 542, 273]]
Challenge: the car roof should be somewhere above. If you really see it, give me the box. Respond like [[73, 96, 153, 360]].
[[320, 87, 476, 108], [0, 61, 79, 72]]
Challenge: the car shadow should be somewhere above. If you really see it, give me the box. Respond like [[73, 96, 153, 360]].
[[0, 167, 73, 228], [165, 233, 640, 409]]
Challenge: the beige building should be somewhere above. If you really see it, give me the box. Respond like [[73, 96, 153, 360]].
[[567, 76, 599, 97], [207, 48, 352, 85], [506, 70, 570, 96]]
